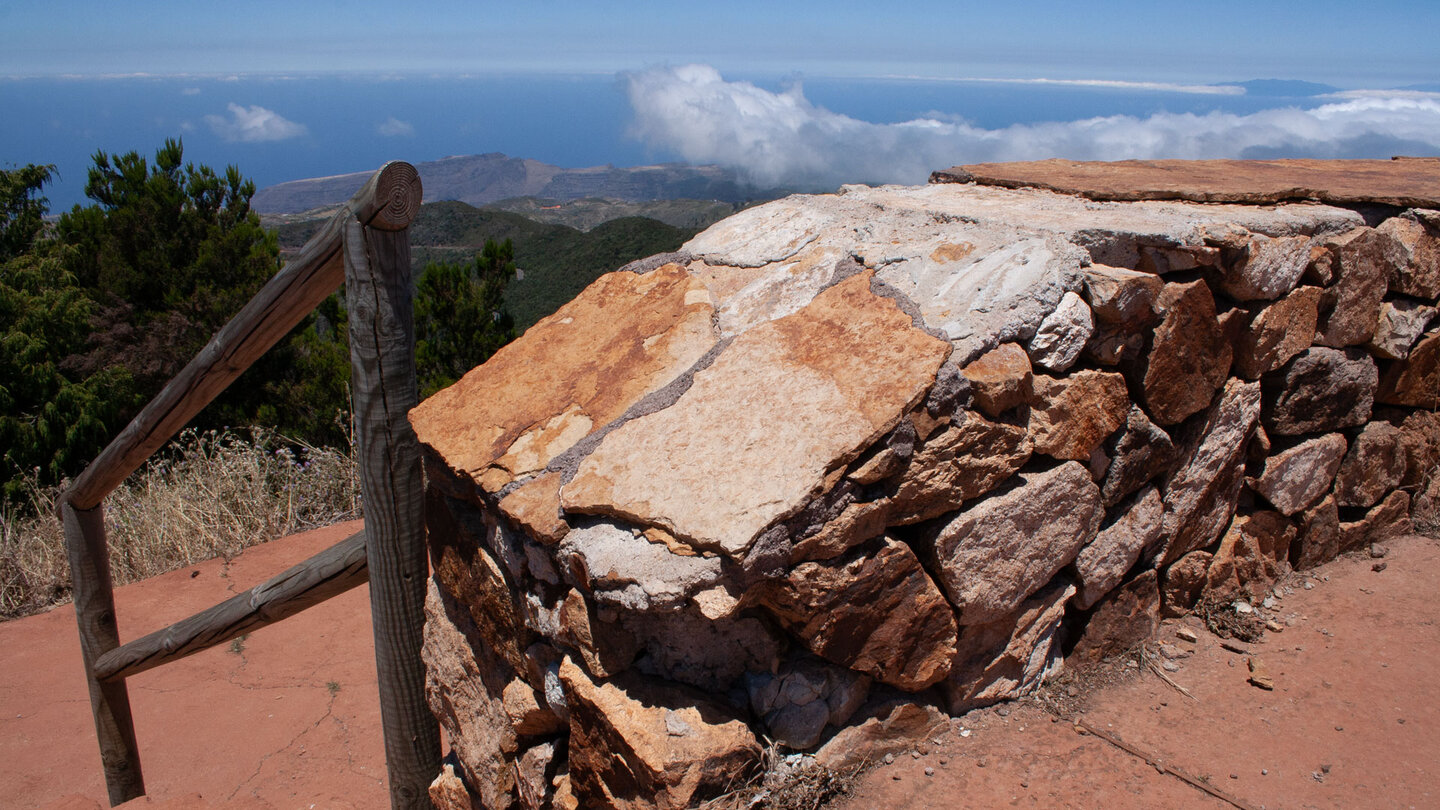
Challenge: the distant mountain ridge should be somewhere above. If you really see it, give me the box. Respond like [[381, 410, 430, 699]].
[[252, 153, 761, 213]]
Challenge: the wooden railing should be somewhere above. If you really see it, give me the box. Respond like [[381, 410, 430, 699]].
[[59, 162, 441, 808]]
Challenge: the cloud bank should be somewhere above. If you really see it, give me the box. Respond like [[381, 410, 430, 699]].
[[624, 65, 1440, 190], [204, 103, 307, 142]]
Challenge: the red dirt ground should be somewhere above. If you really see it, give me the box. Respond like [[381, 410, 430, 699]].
[[3, 525, 1437, 809]]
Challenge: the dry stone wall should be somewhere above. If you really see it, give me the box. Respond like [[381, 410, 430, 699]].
[[409, 181, 1440, 810]]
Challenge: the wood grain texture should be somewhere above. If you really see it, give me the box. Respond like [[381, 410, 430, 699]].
[[62, 501, 145, 805], [349, 161, 423, 231], [92, 530, 369, 683], [345, 216, 441, 809]]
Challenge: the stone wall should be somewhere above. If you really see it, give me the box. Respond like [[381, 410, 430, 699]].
[[409, 180, 1440, 810]]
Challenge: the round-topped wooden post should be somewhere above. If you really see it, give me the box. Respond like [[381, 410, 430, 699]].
[[344, 161, 442, 809]]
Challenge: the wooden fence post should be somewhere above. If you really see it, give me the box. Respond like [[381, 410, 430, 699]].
[[344, 166, 441, 808], [61, 500, 145, 805]]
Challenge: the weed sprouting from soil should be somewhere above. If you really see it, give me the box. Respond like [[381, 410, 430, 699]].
[[0, 427, 359, 620]]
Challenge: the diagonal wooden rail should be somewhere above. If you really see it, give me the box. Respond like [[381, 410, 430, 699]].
[[59, 161, 440, 808]]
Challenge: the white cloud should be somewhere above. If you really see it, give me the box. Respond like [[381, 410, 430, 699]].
[[624, 65, 1440, 190], [377, 116, 416, 137], [180, 86, 200, 96], [900, 76, 1243, 96], [203, 102, 307, 142]]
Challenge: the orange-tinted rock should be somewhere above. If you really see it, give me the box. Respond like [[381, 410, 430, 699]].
[[887, 411, 1032, 525], [498, 472, 569, 545], [560, 657, 760, 810], [1082, 264, 1163, 327], [562, 273, 950, 557], [1161, 550, 1212, 617], [813, 698, 949, 773], [946, 578, 1073, 712], [1333, 421, 1407, 508], [1229, 285, 1322, 379], [932, 158, 1440, 210], [1377, 331, 1440, 409], [1071, 569, 1161, 664], [1294, 494, 1340, 570], [1026, 290, 1094, 371], [422, 582, 521, 810], [1315, 228, 1390, 348], [1027, 370, 1129, 461], [1134, 280, 1233, 425], [1204, 511, 1296, 600], [1376, 214, 1440, 299], [1338, 490, 1412, 553], [411, 263, 719, 493], [960, 342, 1033, 417], [759, 537, 957, 691]]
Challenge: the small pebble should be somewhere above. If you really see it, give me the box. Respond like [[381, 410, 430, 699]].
[[1398, 719, 1406, 725], [1176, 628, 1198, 643], [1335, 726, 1344, 732], [924, 767, 935, 777], [977, 758, 988, 768], [997, 706, 1010, 717], [1262, 769, 1268, 776], [1162, 660, 1180, 672], [911, 751, 921, 759], [884, 753, 894, 765], [892, 774, 902, 781], [1304, 582, 1315, 590], [1369, 544, 1388, 558], [1373, 561, 1388, 572], [1321, 763, 1332, 774], [1020, 781, 1029, 788], [1067, 685, 1078, 697], [939, 757, 949, 765], [1230, 773, 1239, 780]]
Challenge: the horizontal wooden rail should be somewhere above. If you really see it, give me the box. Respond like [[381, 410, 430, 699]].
[[64, 161, 422, 511], [92, 530, 370, 683]]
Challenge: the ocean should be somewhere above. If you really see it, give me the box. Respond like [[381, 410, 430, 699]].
[[0, 72, 1422, 211]]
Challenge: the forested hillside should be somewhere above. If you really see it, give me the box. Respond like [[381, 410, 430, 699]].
[[275, 200, 700, 331]]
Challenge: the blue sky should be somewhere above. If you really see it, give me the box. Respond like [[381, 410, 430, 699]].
[[4, 0, 1438, 86]]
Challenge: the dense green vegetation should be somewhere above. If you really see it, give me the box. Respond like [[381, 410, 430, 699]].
[[276, 199, 699, 331], [0, 144, 521, 503]]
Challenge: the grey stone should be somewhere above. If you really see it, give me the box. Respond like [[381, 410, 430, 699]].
[[926, 462, 1102, 625], [1027, 290, 1094, 372], [1368, 299, 1437, 361], [1248, 433, 1348, 515], [1101, 406, 1177, 507], [557, 521, 724, 612], [1262, 347, 1376, 436], [1217, 234, 1312, 301], [1333, 421, 1407, 508], [1155, 379, 1263, 567], [1075, 486, 1164, 610], [746, 657, 872, 750]]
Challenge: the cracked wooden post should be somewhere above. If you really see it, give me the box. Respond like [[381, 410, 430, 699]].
[[343, 161, 441, 809], [61, 499, 145, 805]]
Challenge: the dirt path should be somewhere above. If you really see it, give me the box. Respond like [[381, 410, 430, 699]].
[[1, 521, 388, 810], [836, 533, 1440, 810], [4, 526, 1437, 809]]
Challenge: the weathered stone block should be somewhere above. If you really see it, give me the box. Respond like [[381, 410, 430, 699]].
[[1027, 370, 1130, 462], [1071, 569, 1161, 664], [1075, 486, 1163, 610], [960, 342, 1033, 417], [1132, 280, 1233, 425], [926, 462, 1102, 625], [1247, 433, 1347, 516], [1262, 347, 1376, 435], [1333, 421, 1407, 508], [560, 657, 760, 810], [945, 578, 1073, 713], [1228, 285, 1322, 380], [759, 537, 957, 691]]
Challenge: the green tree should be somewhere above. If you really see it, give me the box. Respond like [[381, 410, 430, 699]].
[[414, 238, 518, 398], [0, 165, 135, 500], [55, 139, 284, 402]]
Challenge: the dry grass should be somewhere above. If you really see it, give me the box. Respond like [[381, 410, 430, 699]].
[[0, 427, 360, 620]]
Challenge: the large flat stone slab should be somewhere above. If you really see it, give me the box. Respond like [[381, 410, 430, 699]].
[[411, 263, 719, 493], [562, 273, 951, 557], [933, 158, 1440, 209]]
